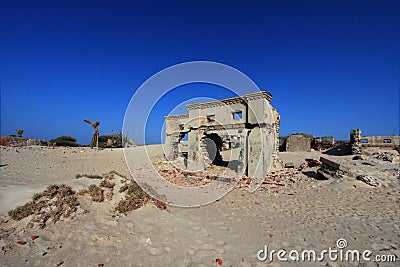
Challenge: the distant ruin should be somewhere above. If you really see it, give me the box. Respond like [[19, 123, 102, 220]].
[[280, 134, 334, 152], [164, 91, 281, 178], [0, 136, 43, 147], [350, 129, 399, 155]]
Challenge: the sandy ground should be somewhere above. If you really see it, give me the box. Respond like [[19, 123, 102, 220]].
[[0, 145, 399, 266]]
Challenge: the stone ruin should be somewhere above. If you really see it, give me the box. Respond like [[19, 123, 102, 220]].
[[0, 136, 43, 147], [279, 134, 335, 152], [350, 129, 400, 155], [164, 91, 281, 178], [350, 129, 362, 156]]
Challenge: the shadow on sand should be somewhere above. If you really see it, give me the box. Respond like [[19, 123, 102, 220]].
[[323, 143, 351, 156]]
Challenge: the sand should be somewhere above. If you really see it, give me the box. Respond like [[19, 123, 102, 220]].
[[0, 145, 399, 266]]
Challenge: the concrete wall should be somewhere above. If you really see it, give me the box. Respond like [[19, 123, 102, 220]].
[[361, 135, 400, 148], [285, 134, 314, 152]]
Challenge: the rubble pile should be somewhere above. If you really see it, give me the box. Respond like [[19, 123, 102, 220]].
[[154, 161, 234, 187], [300, 158, 322, 169], [373, 152, 398, 163], [234, 169, 303, 191], [356, 175, 380, 187], [317, 157, 349, 179]]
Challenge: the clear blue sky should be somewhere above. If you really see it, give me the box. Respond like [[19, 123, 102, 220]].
[[1, 0, 399, 145]]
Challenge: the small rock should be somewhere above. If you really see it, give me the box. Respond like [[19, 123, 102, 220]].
[[145, 238, 152, 246]]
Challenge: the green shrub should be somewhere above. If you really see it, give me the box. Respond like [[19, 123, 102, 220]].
[[49, 136, 81, 147]]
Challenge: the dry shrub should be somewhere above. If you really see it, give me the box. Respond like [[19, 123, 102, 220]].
[[8, 201, 35, 221], [115, 190, 149, 213], [75, 174, 102, 179], [100, 179, 115, 189], [110, 170, 128, 179], [76, 189, 88, 196], [115, 181, 167, 213], [105, 191, 113, 201], [88, 184, 104, 202], [8, 184, 79, 228], [119, 180, 142, 195], [152, 199, 167, 210]]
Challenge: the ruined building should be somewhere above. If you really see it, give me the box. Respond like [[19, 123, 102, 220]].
[[164, 91, 281, 178]]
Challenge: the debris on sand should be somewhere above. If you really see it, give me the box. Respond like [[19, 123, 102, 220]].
[[300, 159, 322, 169], [357, 175, 380, 187], [373, 152, 399, 163], [154, 161, 226, 187]]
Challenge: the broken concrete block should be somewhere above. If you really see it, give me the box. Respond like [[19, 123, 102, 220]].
[[317, 157, 349, 179], [285, 162, 294, 168], [356, 175, 380, 187]]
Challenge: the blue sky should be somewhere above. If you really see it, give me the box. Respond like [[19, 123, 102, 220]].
[[1, 0, 399, 145]]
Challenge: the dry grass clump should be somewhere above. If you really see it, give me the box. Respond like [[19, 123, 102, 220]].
[[105, 191, 113, 201], [116, 180, 166, 213], [110, 170, 128, 179], [100, 179, 115, 188], [76, 172, 115, 202], [8, 184, 79, 228], [8, 201, 35, 221], [88, 184, 104, 202], [119, 180, 142, 195], [75, 174, 102, 179]]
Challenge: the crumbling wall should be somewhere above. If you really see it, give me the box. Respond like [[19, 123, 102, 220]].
[[164, 114, 189, 160], [350, 129, 362, 155], [285, 134, 314, 152], [312, 136, 334, 151], [361, 135, 400, 148], [0, 136, 42, 147]]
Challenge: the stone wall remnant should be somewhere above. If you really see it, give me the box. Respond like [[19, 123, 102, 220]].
[[284, 133, 314, 152], [350, 129, 362, 156], [361, 135, 400, 148], [0, 136, 43, 147], [316, 157, 350, 179]]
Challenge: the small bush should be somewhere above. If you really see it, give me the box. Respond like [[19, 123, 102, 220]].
[[100, 179, 115, 188], [115, 191, 149, 213], [8, 184, 79, 228], [88, 184, 104, 202], [115, 180, 167, 213], [98, 134, 123, 148], [8, 201, 35, 221], [49, 136, 81, 147], [119, 180, 142, 196], [75, 174, 102, 179], [110, 170, 128, 179]]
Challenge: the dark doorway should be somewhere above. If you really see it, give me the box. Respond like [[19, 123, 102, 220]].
[[202, 133, 226, 166]]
